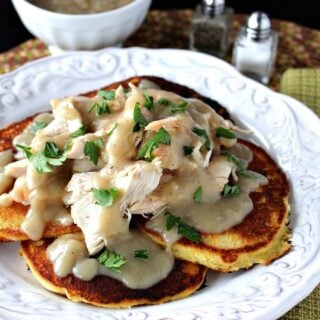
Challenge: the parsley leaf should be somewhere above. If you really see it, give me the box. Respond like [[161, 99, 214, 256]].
[[183, 145, 194, 156], [89, 90, 115, 116], [30, 121, 48, 133], [193, 186, 203, 204], [71, 124, 86, 138], [216, 127, 236, 139], [138, 128, 171, 161], [16, 144, 33, 158], [98, 90, 116, 101], [171, 102, 188, 114], [107, 122, 118, 136], [221, 150, 257, 178], [89, 100, 111, 116], [165, 212, 201, 243], [133, 249, 149, 259], [92, 187, 118, 207], [97, 248, 126, 273], [144, 93, 154, 111], [16, 142, 67, 174], [192, 127, 211, 151], [158, 98, 188, 115], [44, 141, 63, 158], [84, 138, 103, 165], [44, 142, 67, 167], [177, 222, 202, 243], [223, 184, 240, 197], [157, 98, 170, 106], [133, 102, 149, 132], [28, 152, 52, 174], [166, 213, 180, 231]]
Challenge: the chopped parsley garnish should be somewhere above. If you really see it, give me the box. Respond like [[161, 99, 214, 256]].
[[107, 122, 118, 136], [133, 249, 149, 260], [166, 212, 180, 231], [144, 93, 154, 111], [221, 150, 256, 178], [157, 98, 170, 106], [30, 120, 48, 133], [70, 124, 86, 138], [133, 102, 149, 132], [138, 128, 171, 162], [223, 184, 240, 197], [193, 186, 203, 204], [89, 100, 110, 116], [215, 127, 236, 139], [170, 102, 188, 114], [84, 138, 104, 165], [44, 141, 64, 159], [97, 249, 126, 273], [16, 142, 67, 174], [192, 127, 211, 151], [183, 145, 194, 156], [157, 98, 188, 114], [92, 187, 118, 207], [16, 145, 33, 158], [89, 90, 115, 116], [97, 90, 116, 101], [165, 212, 201, 243]]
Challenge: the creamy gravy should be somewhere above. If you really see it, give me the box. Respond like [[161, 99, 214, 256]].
[[147, 172, 268, 241], [30, 0, 134, 14], [0, 151, 14, 195], [47, 231, 174, 289], [21, 170, 72, 240], [13, 113, 53, 160]]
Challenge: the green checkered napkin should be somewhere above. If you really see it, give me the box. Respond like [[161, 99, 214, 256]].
[[280, 68, 320, 117]]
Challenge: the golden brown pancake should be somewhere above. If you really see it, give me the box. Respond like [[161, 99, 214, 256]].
[[137, 140, 291, 272], [20, 238, 207, 308], [0, 76, 230, 241]]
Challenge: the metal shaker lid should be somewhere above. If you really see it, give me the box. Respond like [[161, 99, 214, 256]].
[[202, 0, 225, 16], [245, 11, 272, 40]]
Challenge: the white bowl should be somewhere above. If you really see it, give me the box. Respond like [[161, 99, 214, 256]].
[[11, 0, 151, 52]]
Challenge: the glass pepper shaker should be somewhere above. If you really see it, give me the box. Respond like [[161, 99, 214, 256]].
[[232, 11, 278, 84], [189, 0, 233, 58]]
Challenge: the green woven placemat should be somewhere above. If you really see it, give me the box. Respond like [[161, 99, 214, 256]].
[[282, 287, 320, 319], [281, 68, 320, 116]]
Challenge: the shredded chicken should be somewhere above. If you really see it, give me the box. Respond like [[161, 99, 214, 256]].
[[71, 194, 130, 255], [0, 82, 255, 260], [0, 151, 15, 194], [4, 159, 28, 178], [114, 159, 163, 213], [64, 172, 98, 205]]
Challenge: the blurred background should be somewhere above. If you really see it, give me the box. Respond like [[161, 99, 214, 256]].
[[1, 0, 319, 53]]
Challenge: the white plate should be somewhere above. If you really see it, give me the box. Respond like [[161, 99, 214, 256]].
[[0, 48, 319, 320]]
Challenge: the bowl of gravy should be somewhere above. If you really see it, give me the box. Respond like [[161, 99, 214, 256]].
[[11, 0, 151, 52]]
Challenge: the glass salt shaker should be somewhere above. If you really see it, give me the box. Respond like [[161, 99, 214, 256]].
[[232, 11, 278, 84], [189, 0, 233, 58]]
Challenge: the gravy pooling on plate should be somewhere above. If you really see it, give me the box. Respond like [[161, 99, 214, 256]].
[[29, 0, 134, 14], [0, 80, 267, 289]]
